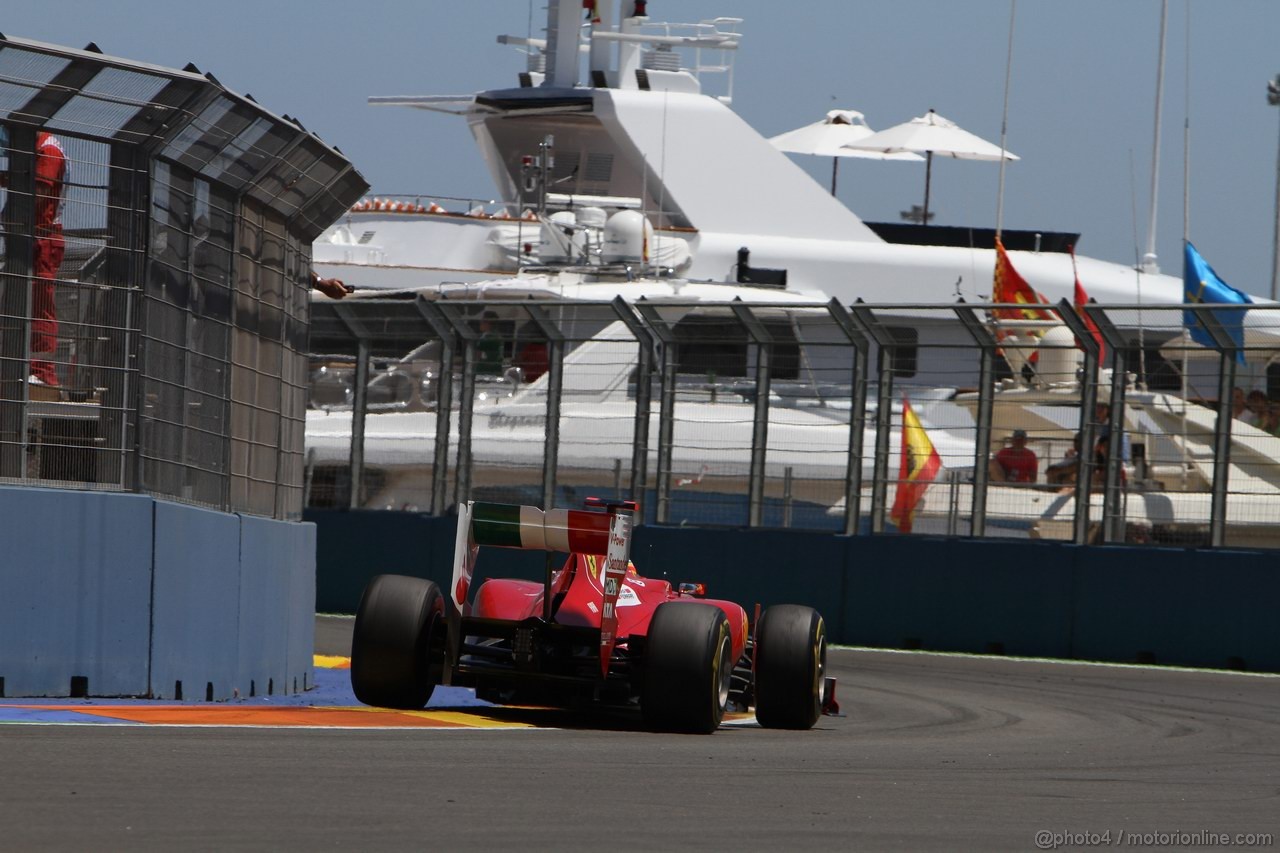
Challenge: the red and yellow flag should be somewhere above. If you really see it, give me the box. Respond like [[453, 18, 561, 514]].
[[1070, 245, 1107, 362], [889, 397, 942, 534], [992, 236, 1052, 359]]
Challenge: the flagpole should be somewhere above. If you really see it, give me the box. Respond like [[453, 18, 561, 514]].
[[1142, 0, 1169, 274], [1270, 74, 1280, 300], [995, 0, 1017, 238], [1180, 0, 1191, 488]]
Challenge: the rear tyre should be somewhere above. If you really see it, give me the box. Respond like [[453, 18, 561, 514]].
[[642, 602, 733, 734], [351, 574, 445, 709], [754, 604, 826, 730]]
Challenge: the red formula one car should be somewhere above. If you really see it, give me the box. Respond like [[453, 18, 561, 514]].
[[351, 498, 830, 733]]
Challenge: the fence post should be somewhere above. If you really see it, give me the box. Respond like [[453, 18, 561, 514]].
[[636, 304, 676, 524], [825, 300, 870, 536], [732, 303, 773, 528], [439, 304, 479, 509], [1065, 302, 1107, 544], [0, 129, 35, 479], [523, 304, 566, 511], [848, 302, 896, 534], [332, 305, 371, 509], [416, 298, 456, 516], [954, 302, 1001, 537], [609, 297, 654, 503], [1187, 304, 1243, 548]]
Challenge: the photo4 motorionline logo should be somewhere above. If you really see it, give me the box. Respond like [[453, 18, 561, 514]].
[[1035, 829, 1274, 849]]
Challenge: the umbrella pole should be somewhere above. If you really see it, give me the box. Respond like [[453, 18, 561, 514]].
[[922, 150, 933, 225], [831, 157, 839, 196]]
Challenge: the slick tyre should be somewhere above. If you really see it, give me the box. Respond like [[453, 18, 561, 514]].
[[642, 602, 733, 734], [351, 574, 445, 709], [754, 604, 826, 730]]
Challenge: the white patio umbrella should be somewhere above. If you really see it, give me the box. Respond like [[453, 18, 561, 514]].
[[769, 109, 923, 195], [844, 109, 1018, 224]]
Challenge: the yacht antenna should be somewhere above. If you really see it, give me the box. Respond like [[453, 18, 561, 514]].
[[1127, 148, 1148, 388], [1182, 0, 1191, 249], [1141, 0, 1169, 274], [656, 89, 670, 277], [995, 0, 1017, 238]]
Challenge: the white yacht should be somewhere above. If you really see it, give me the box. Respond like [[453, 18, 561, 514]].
[[307, 1, 1243, 371], [304, 1, 1279, 542]]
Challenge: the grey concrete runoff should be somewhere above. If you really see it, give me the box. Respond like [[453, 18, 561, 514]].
[[1, 616, 1276, 851]]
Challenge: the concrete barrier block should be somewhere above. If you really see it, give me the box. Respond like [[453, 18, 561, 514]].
[[238, 514, 294, 696], [1071, 545, 1280, 670], [150, 500, 241, 700], [308, 509, 444, 613], [285, 519, 317, 693], [0, 487, 153, 696], [846, 537, 1074, 657], [633, 525, 849, 638]]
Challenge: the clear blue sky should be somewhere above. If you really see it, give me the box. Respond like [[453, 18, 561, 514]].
[[6, 0, 1279, 295]]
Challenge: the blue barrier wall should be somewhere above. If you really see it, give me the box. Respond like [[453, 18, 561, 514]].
[[307, 509, 1280, 672], [240, 514, 316, 698], [151, 501, 242, 700], [0, 488, 153, 696], [1, 487, 315, 698]]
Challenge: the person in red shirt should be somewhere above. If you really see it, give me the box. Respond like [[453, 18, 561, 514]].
[[992, 429, 1038, 483], [29, 131, 67, 386], [515, 339, 549, 383]]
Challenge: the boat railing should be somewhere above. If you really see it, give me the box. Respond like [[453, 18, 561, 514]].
[[591, 17, 743, 103]]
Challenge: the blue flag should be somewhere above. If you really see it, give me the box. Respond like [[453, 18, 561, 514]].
[[1183, 242, 1252, 364]]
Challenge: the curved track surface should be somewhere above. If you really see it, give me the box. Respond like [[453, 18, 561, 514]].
[[1, 616, 1276, 850]]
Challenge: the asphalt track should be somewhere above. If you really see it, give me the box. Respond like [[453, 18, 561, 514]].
[[1, 617, 1276, 851]]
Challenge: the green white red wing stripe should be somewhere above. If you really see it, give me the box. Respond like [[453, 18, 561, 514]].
[[598, 508, 633, 677], [469, 502, 610, 553]]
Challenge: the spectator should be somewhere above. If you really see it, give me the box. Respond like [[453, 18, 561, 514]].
[[991, 429, 1038, 483], [1240, 390, 1268, 428], [1261, 400, 1280, 437], [1092, 435, 1127, 488], [515, 339, 549, 383], [310, 269, 352, 299], [1094, 402, 1131, 462], [1045, 433, 1082, 486], [475, 311, 504, 375], [1231, 386, 1247, 419]]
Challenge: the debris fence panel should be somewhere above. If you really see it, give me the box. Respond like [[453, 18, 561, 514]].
[[0, 37, 367, 519], [306, 299, 1280, 550]]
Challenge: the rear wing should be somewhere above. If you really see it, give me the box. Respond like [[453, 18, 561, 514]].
[[451, 499, 636, 677]]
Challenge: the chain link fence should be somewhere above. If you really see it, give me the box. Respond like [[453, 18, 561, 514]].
[[307, 296, 1280, 549], [0, 37, 366, 520]]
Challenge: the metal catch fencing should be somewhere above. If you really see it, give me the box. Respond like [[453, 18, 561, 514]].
[[306, 295, 1280, 549], [0, 35, 366, 520]]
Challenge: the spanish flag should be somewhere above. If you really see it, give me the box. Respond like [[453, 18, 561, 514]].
[[889, 397, 942, 534], [992, 236, 1052, 356]]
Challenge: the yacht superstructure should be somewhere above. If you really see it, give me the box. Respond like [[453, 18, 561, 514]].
[[312, 1, 1195, 322]]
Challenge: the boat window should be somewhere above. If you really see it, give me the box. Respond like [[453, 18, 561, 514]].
[[670, 317, 799, 380], [885, 326, 918, 378]]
